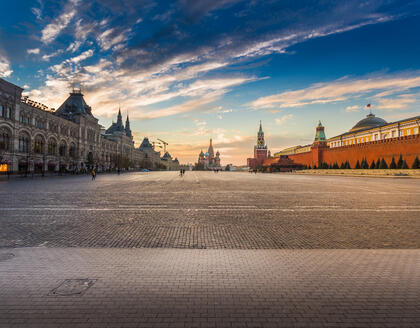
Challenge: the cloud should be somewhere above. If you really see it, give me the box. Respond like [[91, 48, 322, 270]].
[[0, 54, 12, 77], [27, 48, 40, 55], [345, 105, 360, 112], [252, 72, 420, 109], [375, 94, 418, 111], [275, 114, 293, 125], [97, 28, 130, 51], [41, 0, 80, 44]]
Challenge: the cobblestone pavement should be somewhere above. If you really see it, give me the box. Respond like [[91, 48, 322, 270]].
[[1, 172, 420, 327], [1, 171, 420, 248], [1, 248, 420, 328]]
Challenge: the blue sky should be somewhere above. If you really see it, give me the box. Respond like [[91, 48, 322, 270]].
[[1, 0, 420, 164]]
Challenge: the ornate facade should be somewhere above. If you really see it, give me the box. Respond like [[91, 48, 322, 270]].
[[197, 139, 221, 170], [0, 78, 162, 174]]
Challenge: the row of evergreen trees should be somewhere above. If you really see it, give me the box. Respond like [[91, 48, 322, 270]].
[[305, 155, 420, 170]]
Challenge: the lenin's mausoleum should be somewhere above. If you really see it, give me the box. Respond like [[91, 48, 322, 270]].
[[248, 113, 420, 171]]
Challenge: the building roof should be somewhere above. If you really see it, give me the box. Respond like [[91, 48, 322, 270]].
[[139, 137, 153, 150], [330, 115, 420, 139], [162, 151, 172, 159], [56, 90, 92, 118], [350, 113, 387, 132]]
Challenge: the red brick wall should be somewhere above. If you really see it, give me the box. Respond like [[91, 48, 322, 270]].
[[287, 135, 420, 168]]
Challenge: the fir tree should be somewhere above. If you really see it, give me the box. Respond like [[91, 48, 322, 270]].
[[389, 157, 397, 169], [370, 160, 376, 169], [345, 160, 351, 169], [375, 158, 381, 169], [340, 162, 345, 169], [308, 165, 312, 169], [362, 158, 369, 169], [412, 157, 420, 169], [333, 162, 339, 169], [379, 158, 388, 169], [355, 160, 361, 169], [397, 155, 404, 169], [402, 160, 409, 169]]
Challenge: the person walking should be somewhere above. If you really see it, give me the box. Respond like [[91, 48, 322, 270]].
[[91, 169, 96, 180]]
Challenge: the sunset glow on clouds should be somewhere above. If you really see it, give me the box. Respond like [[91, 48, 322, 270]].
[[1, 0, 420, 164]]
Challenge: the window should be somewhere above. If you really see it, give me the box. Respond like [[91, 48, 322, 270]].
[[34, 136, 44, 154], [69, 144, 76, 158], [59, 142, 67, 156], [48, 140, 57, 155], [18, 134, 30, 153], [19, 114, 24, 123], [0, 129, 10, 150], [6, 107, 11, 119], [415, 127, 419, 134], [0, 105, 3, 117], [26, 117, 30, 125], [407, 129, 411, 136]]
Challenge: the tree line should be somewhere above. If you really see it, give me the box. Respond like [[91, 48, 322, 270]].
[[305, 155, 420, 170]]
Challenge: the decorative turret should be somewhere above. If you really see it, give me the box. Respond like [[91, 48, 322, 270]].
[[117, 108, 123, 128], [125, 115, 132, 137], [208, 138, 214, 158], [105, 108, 125, 135], [314, 121, 327, 143]]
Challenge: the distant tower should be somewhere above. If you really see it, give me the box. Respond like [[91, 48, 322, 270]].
[[116, 108, 124, 130], [312, 120, 328, 167], [314, 121, 327, 144], [125, 115, 132, 137], [208, 138, 215, 159], [257, 120, 266, 148], [254, 121, 268, 166], [215, 150, 221, 166]]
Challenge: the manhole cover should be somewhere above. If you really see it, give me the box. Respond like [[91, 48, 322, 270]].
[[49, 279, 96, 296], [0, 253, 15, 262]]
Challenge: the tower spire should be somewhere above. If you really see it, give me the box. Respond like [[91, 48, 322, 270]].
[[125, 113, 132, 137]]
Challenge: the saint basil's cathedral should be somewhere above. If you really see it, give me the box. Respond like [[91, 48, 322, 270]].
[[198, 139, 221, 170]]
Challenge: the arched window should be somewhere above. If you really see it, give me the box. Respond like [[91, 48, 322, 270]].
[[59, 141, 67, 157], [34, 135, 45, 154], [0, 128, 11, 150], [18, 133, 30, 153], [69, 143, 76, 158], [48, 139, 57, 155]]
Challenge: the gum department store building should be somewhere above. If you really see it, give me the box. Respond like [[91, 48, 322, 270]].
[[0, 77, 168, 174]]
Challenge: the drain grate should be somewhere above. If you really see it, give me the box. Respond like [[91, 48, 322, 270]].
[[0, 253, 15, 262], [49, 279, 96, 296]]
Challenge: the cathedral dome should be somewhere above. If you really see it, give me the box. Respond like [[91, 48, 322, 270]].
[[350, 113, 387, 132]]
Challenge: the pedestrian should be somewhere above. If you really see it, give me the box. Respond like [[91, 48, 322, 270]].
[[91, 169, 96, 180]]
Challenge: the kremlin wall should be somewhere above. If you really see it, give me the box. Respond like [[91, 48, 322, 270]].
[[248, 113, 420, 171]]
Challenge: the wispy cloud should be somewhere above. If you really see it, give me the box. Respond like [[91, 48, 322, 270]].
[[27, 48, 40, 55], [252, 72, 420, 109], [41, 0, 80, 44], [376, 94, 418, 110], [345, 105, 360, 112], [0, 54, 12, 77], [275, 114, 293, 125]]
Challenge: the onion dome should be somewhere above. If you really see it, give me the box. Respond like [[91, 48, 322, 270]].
[[350, 113, 387, 132]]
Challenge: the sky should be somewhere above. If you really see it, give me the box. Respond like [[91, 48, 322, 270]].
[[1, 0, 420, 165]]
